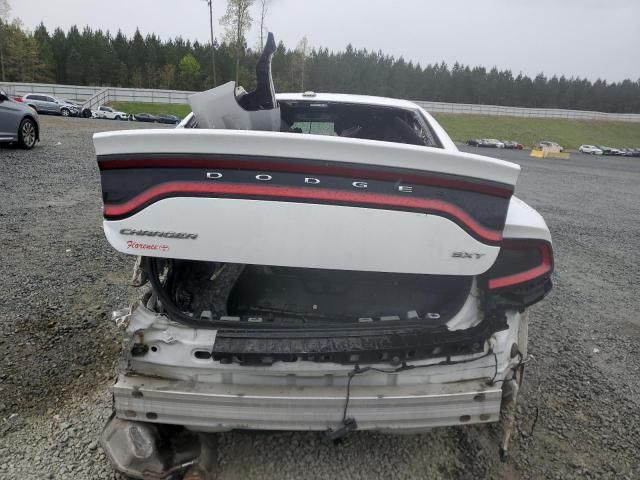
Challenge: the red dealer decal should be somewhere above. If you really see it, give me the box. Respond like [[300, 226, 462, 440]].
[[126, 240, 170, 252]]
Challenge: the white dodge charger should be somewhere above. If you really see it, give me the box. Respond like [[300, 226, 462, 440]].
[[94, 33, 553, 478]]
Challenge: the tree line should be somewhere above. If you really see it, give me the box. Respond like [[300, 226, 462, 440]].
[[1, 18, 639, 113]]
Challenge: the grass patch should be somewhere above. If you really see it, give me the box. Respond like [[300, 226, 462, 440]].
[[108, 102, 640, 150], [432, 113, 640, 150], [109, 102, 191, 118]]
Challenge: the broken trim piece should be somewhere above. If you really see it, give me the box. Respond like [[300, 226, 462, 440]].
[[209, 314, 507, 365]]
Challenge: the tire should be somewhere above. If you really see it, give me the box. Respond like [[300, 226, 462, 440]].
[[18, 118, 37, 150], [115, 115, 121, 121], [61, 108, 70, 117], [82, 109, 92, 119]]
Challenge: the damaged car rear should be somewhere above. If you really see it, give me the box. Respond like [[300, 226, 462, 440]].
[[94, 34, 553, 479]]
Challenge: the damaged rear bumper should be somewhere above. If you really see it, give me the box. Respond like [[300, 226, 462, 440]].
[[113, 374, 502, 432], [111, 305, 527, 433]]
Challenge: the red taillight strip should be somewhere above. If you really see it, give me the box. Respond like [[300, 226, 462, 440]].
[[488, 243, 553, 290], [103, 181, 503, 243], [98, 157, 513, 198]]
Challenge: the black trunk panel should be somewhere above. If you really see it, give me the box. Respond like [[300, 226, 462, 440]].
[[228, 266, 471, 325]]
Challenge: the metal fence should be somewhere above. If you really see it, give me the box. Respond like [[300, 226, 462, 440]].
[[3, 81, 640, 123], [2, 82, 193, 105], [84, 88, 111, 110], [412, 101, 640, 123]]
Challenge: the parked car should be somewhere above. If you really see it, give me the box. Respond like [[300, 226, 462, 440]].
[[535, 141, 564, 152], [94, 34, 554, 478], [466, 138, 482, 146], [156, 113, 181, 125], [22, 93, 79, 117], [0, 88, 40, 149], [479, 138, 505, 148], [93, 106, 130, 121], [596, 145, 622, 156], [133, 112, 158, 122], [63, 99, 93, 118], [617, 148, 633, 157], [579, 145, 603, 155], [502, 141, 523, 150]]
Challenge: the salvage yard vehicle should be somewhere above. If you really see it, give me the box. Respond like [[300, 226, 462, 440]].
[[596, 145, 623, 156], [133, 112, 158, 122], [22, 93, 79, 117], [156, 113, 181, 124], [95, 34, 554, 479], [535, 140, 564, 152], [502, 140, 523, 150], [63, 99, 93, 118], [94, 105, 130, 121], [478, 138, 505, 148], [621, 147, 640, 157], [0, 88, 40, 149], [579, 145, 603, 155]]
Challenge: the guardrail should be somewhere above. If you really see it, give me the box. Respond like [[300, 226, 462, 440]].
[[2, 81, 640, 122]]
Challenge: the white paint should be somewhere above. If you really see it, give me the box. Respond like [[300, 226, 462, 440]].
[[104, 197, 500, 275], [93, 127, 520, 186], [503, 196, 552, 242]]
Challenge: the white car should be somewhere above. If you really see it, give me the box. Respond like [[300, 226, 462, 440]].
[[95, 34, 554, 478], [480, 138, 505, 148], [93, 105, 129, 121], [579, 145, 603, 155]]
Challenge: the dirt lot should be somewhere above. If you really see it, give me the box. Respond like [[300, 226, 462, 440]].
[[1, 116, 639, 479]]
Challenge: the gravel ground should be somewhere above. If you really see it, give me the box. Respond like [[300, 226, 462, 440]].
[[1, 116, 639, 479]]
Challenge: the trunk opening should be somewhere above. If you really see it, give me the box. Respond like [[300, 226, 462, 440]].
[[143, 257, 507, 365], [154, 259, 473, 329]]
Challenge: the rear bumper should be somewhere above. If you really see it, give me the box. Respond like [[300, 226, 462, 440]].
[[113, 374, 502, 432]]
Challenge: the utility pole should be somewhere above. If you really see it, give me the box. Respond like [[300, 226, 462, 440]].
[[205, 0, 217, 87]]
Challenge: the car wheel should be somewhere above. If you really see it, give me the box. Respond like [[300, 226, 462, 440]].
[[61, 108, 70, 117], [18, 118, 37, 150], [82, 109, 92, 119], [115, 115, 121, 121]]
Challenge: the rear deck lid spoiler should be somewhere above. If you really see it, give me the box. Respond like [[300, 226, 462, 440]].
[[94, 129, 520, 186]]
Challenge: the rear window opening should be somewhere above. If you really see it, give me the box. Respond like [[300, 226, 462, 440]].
[[146, 259, 472, 330], [279, 101, 442, 148]]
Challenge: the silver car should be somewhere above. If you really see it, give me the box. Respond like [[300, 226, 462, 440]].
[[22, 93, 79, 117], [0, 88, 40, 149]]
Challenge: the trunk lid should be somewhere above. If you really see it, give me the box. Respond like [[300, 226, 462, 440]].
[[95, 129, 519, 275]]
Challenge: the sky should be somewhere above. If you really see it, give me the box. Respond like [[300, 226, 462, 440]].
[[6, 0, 640, 82]]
